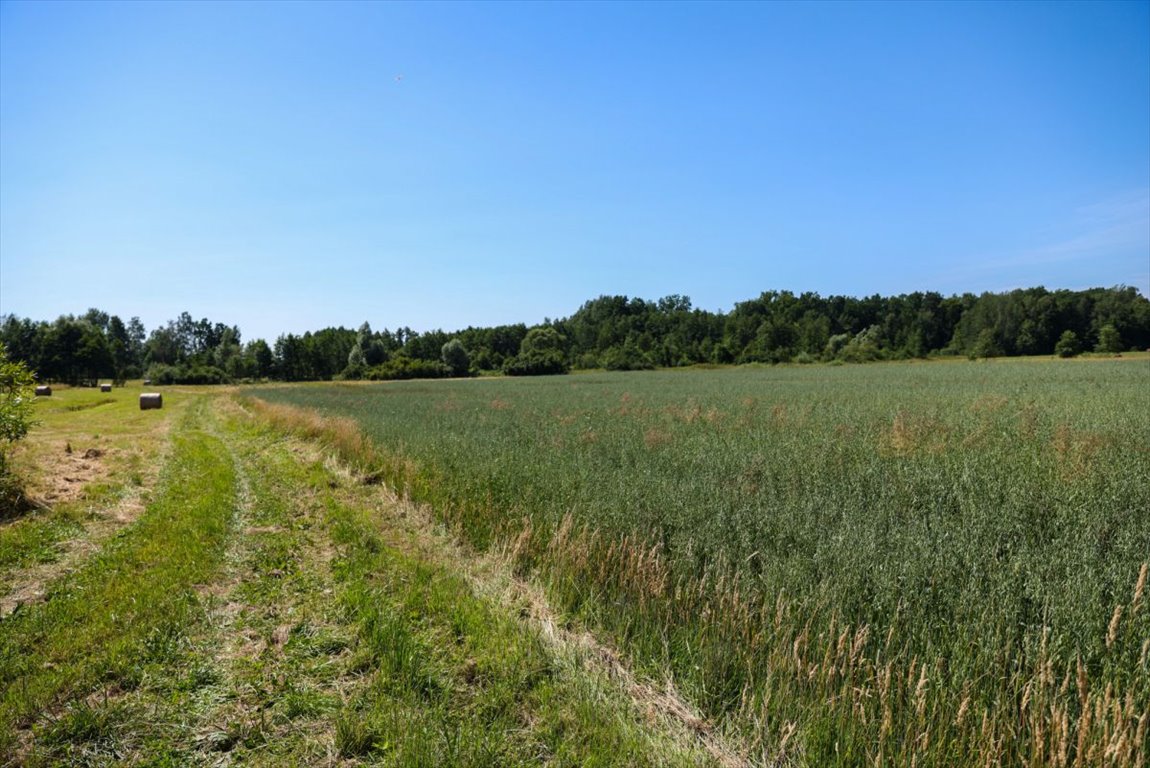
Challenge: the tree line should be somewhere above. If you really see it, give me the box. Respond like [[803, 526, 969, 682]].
[[2, 286, 1147, 384]]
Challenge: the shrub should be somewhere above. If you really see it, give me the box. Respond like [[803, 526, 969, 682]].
[[971, 328, 1004, 359], [504, 327, 569, 376], [145, 364, 180, 385], [1095, 324, 1122, 354], [0, 344, 35, 444], [144, 363, 229, 385], [343, 345, 367, 380], [0, 344, 36, 516], [575, 352, 600, 370], [440, 340, 471, 377], [601, 344, 655, 371], [823, 333, 851, 360], [181, 365, 229, 385], [503, 352, 568, 376], [365, 356, 448, 381], [838, 326, 886, 363], [470, 349, 496, 371], [1055, 330, 1081, 358]]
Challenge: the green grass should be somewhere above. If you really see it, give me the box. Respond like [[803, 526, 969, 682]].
[[0, 399, 236, 757], [248, 358, 1150, 766], [0, 513, 84, 574], [0, 383, 183, 584]]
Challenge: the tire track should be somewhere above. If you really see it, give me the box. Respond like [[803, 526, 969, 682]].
[[183, 403, 355, 765]]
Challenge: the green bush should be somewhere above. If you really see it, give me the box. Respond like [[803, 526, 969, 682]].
[[0, 344, 36, 516], [504, 327, 569, 376], [601, 344, 655, 371], [145, 364, 180, 385], [144, 363, 229, 385], [440, 340, 471, 377], [365, 356, 448, 381], [575, 352, 601, 370], [180, 365, 228, 385], [503, 351, 568, 376], [0, 344, 35, 444], [1055, 330, 1081, 358], [970, 327, 1003, 359], [838, 326, 886, 363], [1095, 324, 1122, 354]]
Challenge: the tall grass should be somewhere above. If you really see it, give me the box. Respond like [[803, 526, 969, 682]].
[[249, 360, 1150, 765]]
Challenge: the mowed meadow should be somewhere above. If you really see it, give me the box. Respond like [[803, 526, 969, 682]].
[[249, 358, 1150, 766]]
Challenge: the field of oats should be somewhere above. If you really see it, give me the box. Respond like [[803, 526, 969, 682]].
[[250, 358, 1150, 766]]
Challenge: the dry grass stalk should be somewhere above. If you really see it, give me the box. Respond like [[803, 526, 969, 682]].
[[1105, 604, 1123, 649], [1131, 562, 1147, 615]]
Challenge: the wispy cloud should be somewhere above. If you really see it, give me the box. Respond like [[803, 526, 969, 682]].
[[1010, 190, 1150, 267], [933, 190, 1150, 295]]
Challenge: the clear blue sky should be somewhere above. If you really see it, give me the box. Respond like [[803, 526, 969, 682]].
[[2, 0, 1147, 342]]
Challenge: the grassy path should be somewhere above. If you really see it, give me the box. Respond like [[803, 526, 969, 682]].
[[0, 399, 237, 762], [2, 392, 723, 766], [177, 402, 358, 764]]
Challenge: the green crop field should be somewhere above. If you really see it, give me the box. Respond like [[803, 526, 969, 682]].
[[3, 360, 1146, 766], [249, 358, 1150, 766]]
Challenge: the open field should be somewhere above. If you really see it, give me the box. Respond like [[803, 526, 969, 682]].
[[2, 387, 716, 766], [2, 358, 1147, 766], [248, 358, 1150, 766]]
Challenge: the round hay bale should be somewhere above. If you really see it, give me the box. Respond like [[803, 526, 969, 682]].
[[139, 392, 163, 410], [35, 385, 52, 397], [100, 383, 112, 393], [143, 379, 152, 385]]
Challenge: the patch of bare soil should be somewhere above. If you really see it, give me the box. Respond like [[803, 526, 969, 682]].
[[33, 444, 109, 505], [0, 444, 165, 619]]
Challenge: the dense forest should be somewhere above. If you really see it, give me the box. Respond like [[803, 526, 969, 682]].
[[3, 286, 1148, 384]]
